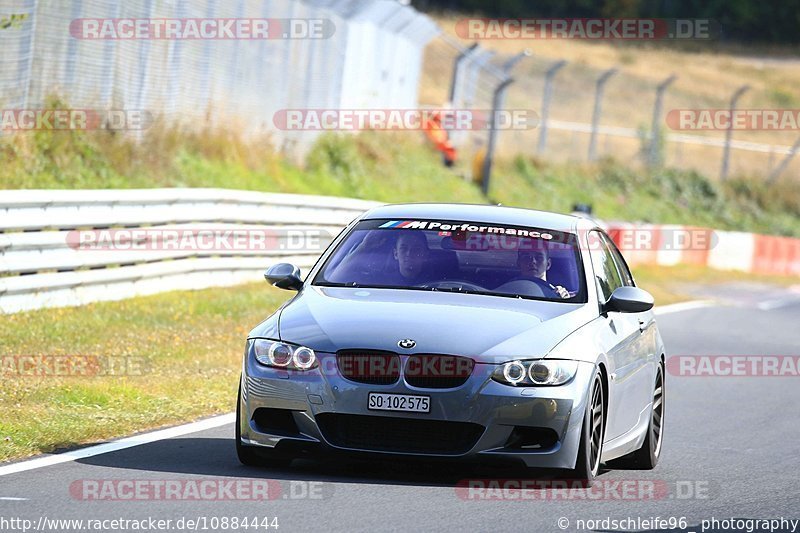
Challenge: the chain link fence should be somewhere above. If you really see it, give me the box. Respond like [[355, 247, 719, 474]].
[[3, 2, 797, 183], [0, 0, 439, 155], [422, 33, 800, 185]]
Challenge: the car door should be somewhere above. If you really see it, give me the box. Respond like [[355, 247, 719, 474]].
[[603, 232, 658, 422], [587, 230, 647, 440]]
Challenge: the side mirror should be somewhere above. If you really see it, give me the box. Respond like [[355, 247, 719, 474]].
[[264, 263, 303, 291], [605, 286, 654, 313]]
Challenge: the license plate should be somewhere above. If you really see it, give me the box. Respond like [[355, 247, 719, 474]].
[[367, 392, 430, 413]]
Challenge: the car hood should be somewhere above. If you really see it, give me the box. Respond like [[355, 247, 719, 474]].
[[251, 286, 595, 363]]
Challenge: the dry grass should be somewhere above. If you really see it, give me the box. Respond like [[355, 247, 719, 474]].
[[422, 14, 800, 181], [0, 283, 288, 462], [633, 263, 800, 305]]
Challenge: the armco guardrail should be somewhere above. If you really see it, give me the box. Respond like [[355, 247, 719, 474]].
[[3, 192, 797, 314], [605, 222, 800, 277], [0, 189, 380, 313]]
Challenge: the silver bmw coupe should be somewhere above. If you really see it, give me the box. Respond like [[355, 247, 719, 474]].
[[237, 204, 665, 481]]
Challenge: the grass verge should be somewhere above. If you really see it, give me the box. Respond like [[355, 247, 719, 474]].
[[632, 263, 800, 305], [1, 263, 795, 462], [0, 285, 287, 462], [1, 118, 798, 237]]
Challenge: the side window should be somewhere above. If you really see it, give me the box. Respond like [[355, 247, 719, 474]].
[[588, 231, 623, 302], [601, 233, 634, 287]]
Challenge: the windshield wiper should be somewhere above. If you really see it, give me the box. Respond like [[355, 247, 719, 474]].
[[315, 281, 400, 290], [419, 286, 480, 295]]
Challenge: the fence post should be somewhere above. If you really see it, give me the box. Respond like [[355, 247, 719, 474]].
[[588, 67, 618, 161], [480, 50, 529, 196], [63, 0, 84, 91], [135, 0, 155, 125], [766, 137, 800, 184], [450, 46, 490, 148], [101, 1, 121, 108], [20, 0, 39, 111], [720, 84, 749, 181], [462, 48, 494, 108], [449, 43, 478, 106], [537, 59, 567, 155], [481, 78, 514, 196], [648, 74, 677, 167]]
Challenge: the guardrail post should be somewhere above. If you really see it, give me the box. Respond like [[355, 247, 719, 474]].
[[537, 60, 567, 155], [648, 74, 677, 168], [588, 67, 618, 161], [720, 84, 750, 181]]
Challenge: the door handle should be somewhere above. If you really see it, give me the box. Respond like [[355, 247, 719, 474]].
[[638, 319, 646, 332]]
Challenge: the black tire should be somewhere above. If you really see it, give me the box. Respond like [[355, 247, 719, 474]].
[[607, 361, 665, 470], [235, 381, 292, 468], [566, 369, 605, 483]]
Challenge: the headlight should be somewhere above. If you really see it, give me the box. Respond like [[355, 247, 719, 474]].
[[267, 342, 292, 367], [251, 339, 317, 371], [492, 359, 578, 386], [292, 346, 316, 370], [502, 360, 527, 385]]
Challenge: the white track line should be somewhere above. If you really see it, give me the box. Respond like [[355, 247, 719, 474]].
[[0, 497, 29, 501], [654, 300, 715, 316], [757, 297, 800, 311], [0, 413, 235, 478]]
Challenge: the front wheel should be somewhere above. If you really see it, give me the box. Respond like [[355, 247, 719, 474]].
[[567, 369, 605, 482]]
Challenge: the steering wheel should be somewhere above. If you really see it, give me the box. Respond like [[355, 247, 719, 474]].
[[416, 280, 487, 292], [525, 277, 561, 298]]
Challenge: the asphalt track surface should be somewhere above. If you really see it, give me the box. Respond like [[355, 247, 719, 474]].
[[2, 283, 799, 533]]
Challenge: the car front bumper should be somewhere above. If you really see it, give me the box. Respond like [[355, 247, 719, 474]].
[[239, 347, 596, 470]]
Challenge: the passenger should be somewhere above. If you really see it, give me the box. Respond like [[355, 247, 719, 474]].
[[516, 242, 571, 299]]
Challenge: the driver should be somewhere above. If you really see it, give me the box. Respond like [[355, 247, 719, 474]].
[[516, 240, 571, 299], [337, 229, 433, 286], [393, 231, 431, 283]]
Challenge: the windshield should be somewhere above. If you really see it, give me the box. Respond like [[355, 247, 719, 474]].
[[313, 219, 587, 302]]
